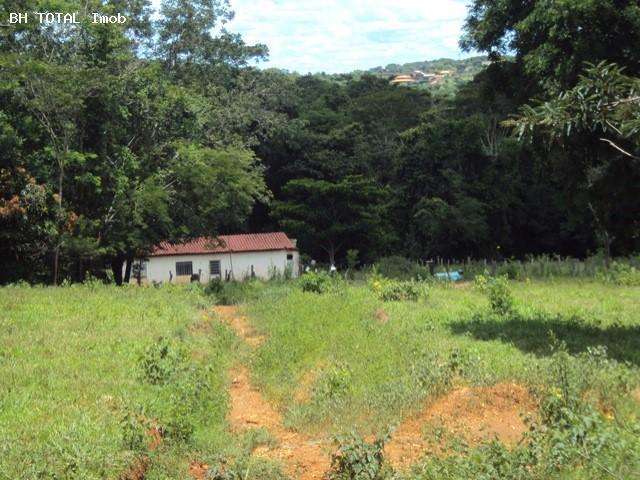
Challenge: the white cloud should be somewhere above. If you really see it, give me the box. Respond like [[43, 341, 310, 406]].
[[151, 0, 475, 73]]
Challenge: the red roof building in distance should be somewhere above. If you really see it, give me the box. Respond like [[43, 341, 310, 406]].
[[150, 232, 297, 257]]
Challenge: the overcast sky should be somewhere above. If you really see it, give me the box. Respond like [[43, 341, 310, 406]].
[[153, 0, 475, 73]]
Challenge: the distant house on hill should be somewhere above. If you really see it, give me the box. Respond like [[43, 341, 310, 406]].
[[390, 74, 418, 85], [130, 232, 300, 284]]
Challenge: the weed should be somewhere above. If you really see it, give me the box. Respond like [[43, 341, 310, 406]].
[[299, 270, 344, 294], [120, 411, 147, 452], [205, 456, 287, 480], [598, 261, 640, 286], [369, 272, 427, 302], [205, 279, 261, 305], [474, 274, 514, 315], [328, 432, 392, 480], [374, 256, 431, 280], [138, 337, 188, 385]]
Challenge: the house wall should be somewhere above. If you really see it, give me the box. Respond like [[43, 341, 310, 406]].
[[133, 250, 299, 284]]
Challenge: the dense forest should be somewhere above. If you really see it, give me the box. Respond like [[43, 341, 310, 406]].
[[1, 0, 639, 284]]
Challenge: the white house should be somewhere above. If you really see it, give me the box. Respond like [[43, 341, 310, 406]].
[[131, 232, 300, 284]]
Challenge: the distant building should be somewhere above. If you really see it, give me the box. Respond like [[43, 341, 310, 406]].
[[130, 232, 300, 284], [390, 74, 418, 85], [390, 69, 453, 86]]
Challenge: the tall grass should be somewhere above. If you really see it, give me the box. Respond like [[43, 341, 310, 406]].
[[246, 279, 640, 437], [0, 283, 239, 479], [358, 254, 640, 282]]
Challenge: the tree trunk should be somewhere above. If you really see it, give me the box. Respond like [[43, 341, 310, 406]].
[[111, 256, 125, 286], [603, 231, 612, 269], [123, 255, 134, 284], [53, 157, 64, 285], [53, 247, 60, 285], [328, 248, 335, 266]]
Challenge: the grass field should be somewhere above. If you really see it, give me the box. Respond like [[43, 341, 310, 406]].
[[1, 278, 639, 479]]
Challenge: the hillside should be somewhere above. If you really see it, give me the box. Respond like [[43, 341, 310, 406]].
[[368, 55, 489, 81]]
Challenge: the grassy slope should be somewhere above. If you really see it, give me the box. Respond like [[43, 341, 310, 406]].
[[247, 280, 640, 435], [0, 284, 239, 479], [1, 279, 638, 479]]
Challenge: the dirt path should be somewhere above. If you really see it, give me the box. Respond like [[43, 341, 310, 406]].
[[212, 306, 332, 480], [384, 383, 536, 469], [214, 305, 267, 347], [196, 306, 536, 479]]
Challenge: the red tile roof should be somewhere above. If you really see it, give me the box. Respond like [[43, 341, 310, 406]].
[[150, 232, 297, 257]]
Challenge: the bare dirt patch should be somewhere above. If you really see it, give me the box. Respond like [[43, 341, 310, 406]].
[[374, 308, 390, 324], [385, 383, 536, 469], [188, 461, 209, 480], [228, 366, 332, 479], [213, 305, 266, 347], [120, 456, 149, 480], [633, 388, 640, 404]]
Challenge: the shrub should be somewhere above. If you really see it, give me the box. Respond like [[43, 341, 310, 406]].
[[138, 337, 188, 385], [120, 411, 147, 452], [369, 274, 426, 302], [374, 256, 430, 280], [299, 271, 335, 294], [206, 457, 287, 480], [205, 279, 260, 305], [312, 364, 353, 403], [474, 274, 514, 315], [496, 261, 521, 280], [598, 261, 640, 286], [327, 432, 391, 480]]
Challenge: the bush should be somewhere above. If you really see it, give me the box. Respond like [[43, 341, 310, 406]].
[[374, 256, 431, 280], [206, 456, 287, 480], [312, 364, 353, 403], [474, 274, 514, 315], [138, 337, 188, 385], [369, 273, 426, 302], [598, 261, 640, 286], [205, 279, 260, 305], [327, 432, 391, 480], [299, 271, 335, 294]]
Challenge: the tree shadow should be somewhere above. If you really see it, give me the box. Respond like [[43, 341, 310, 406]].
[[449, 311, 640, 366]]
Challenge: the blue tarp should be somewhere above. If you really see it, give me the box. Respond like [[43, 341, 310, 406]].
[[434, 271, 464, 282]]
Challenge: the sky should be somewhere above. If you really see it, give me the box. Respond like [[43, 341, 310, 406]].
[[153, 0, 475, 74]]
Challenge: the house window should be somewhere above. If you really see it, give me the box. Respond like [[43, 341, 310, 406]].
[[287, 254, 293, 260], [210, 260, 221, 276], [176, 261, 193, 276]]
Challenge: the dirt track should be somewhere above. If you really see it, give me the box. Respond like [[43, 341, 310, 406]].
[[193, 306, 536, 479]]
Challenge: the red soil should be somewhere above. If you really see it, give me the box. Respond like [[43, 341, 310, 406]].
[[385, 383, 536, 469]]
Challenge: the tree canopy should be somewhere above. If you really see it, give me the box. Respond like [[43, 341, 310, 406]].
[[1, 0, 639, 284]]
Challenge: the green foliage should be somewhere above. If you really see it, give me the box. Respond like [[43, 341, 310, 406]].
[[205, 279, 262, 305], [205, 456, 287, 480], [461, 0, 640, 90], [0, 284, 237, 478], [474, 274, 514, 315], [313, 364, 353, 403], [328, 432, 390, 480], [368, 267, 427, 302], [371, 278, 424, 302], [512, 62, 640, 158], [298, 271, 337, 294], [138, 336, 188, 385], [273, 175, 391, 265], [374, 256, 431, 281], [598, 261, 640, 286]]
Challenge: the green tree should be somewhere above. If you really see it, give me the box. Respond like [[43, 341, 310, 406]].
[[510, 62, 640, 260], [461, 0, 640, 91], [273, 176, 390, 264]]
